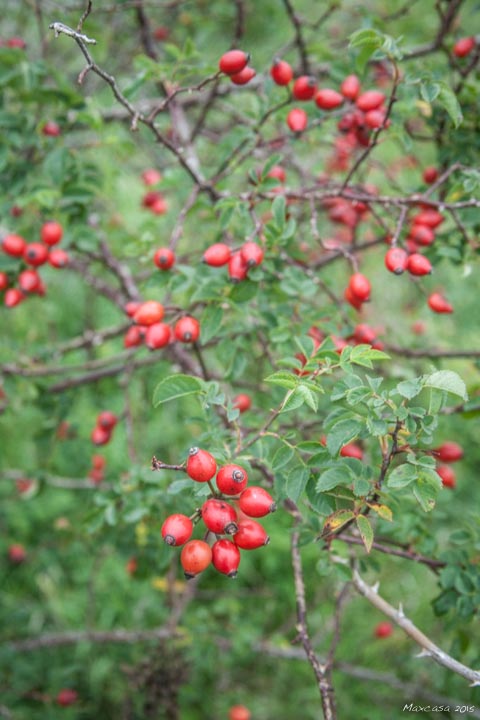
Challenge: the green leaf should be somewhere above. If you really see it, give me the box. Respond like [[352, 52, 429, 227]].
[[297, 384, 318, 412], [367, 503, 393, 522], [199, 305, 223, 344], [153, 374, 205, 407], [350, 345, 390, 367], [420, 81, 440, 103], [396, 378, 423, 399], [272, 445, 295, 472], [317, 466, 351, 492], [326, 418, 363, 456], [356, 515, 374, 553], [413, 477, 438, 512], [264, 371, 297, 390], [437, 83, 463, 128], [423, 370, 467, 401], [286, 466, 310, 503], [280, 387, 305, 413], [321, 509, 355, 538], [386, 463, 417, 488], [272, 195, 286, 229]]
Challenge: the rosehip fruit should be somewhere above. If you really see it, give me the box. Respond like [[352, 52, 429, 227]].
[[270, 58, 293, 86], [292, 75, 317, 100], [287, 108, 308, 133], [266, 165, 286, 182], [212, 539, 241, 577], [6, 37, 26, 49], [230, 66, 256, 85], [161, 513, 194, 546], [423, 167, 439, 184], [344, 285, 363, 310], [437, 465, 456, 489], [92, 454, 106, 470], [186, 447, 217, 482], [174, 316, 200, 343], [348, 272, 371, 302], [8, 544, 27, 564], [48, 249, 69, 268], [180, 539, 212, 578], [434, 441, 463, 463], [91, 425, 111, 446], [340, 74, 361, 100], [239, 486, 276, 517], [133, 301, 165, 326], [315, 88, 344, 110], [219, 49, 250, 75], [428, 292, 453, 314], [145, 322, 172, 349], [124, 325, 144, 348], [374, 622, 393, 639], [240, 241, 264, 268], [42, 121, 61, 137], [384, 247, 408, 275], [229, 706, 251, 720], [453, 37, 475, 58], [18, 270, 41, 293], [56, 689, 78, 707], [228, 252, 249, 282], [203, 242, 231, 267], [353, 324, 376, 345], [141, 168, 162, 186], [23, 243, 49, 267], [410, 224, 435, 246], [0, 272, 8, 291], [234, 519, 270, 549], [412, 209, 444, 228], [153, 247, 175, 270], [2, 233, 27, 256], [41, 221, 63, 246], [356, 90, 386, 112], [216, 464, 248, 495], [340, 442, 364, 460], [4, 288, 25, 308], [233, 393, 252, 413], [97, 411, 117, 430], [406, 253, 432, 276], [202, 498, 238, 535]]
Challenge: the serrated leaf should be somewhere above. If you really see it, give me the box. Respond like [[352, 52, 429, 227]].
[[321, 509, 355, 538], [367, 503, 393, 521], [437, 83, 463, 128], [413, 477, 438, 512], [356, 515, 374, 553], [396, 378, 423, 399], [420, 81, 440, 103], [199, 305, 223, 344], [423, 370, 467, 400], [272, 445, 295, 472], [326, 418, 363, 456], [350, 344, 390, 367], [280, 387, 305, 413], [297, 384, 318, 412], [153, 374, 205, 407], [264, 371, 298, 390], [317, 466, 351, 492], [386, 463, 417, 488], [286, 466, 310, 503]]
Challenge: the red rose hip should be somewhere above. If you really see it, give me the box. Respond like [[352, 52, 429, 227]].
[[186, 447, 217, 482]]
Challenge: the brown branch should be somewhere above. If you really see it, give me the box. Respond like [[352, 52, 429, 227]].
[[403, 0, 464, 59], [4, 627, 177, 653], [282, 0, 310, 74], [386, 344, 480, 359], [336, 534, 445, 571]]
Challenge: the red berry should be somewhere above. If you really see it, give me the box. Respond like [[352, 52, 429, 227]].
[[8, 544, 27, 564], [145, 322, 172, 349], [6, 37, 26, 49], [133, 301, 165, 326], [48, 249, 69, 268], [266, 165, 286, 182], [23, 243, 49, 267], [384, 247, 408, 275], [124, 325, 144, 348], [353, 324, 376, 345], [356, 90, 386, 112], [343, 285, 363, 310], [340, 442, 364, 460], [229, 706, 251, 720], [16, 478, 34, 494], [233, 393, 251, 413], [141, 168, 162, 186], [228, 252, 249, 282], [374, 622, 393, 639], [161, 513, 194, 546], [42, 121, 61, 137], [216, 464, 249, 495], [406, 253, 432, 276], [234, 519, 270, 549], [125, 556, 138, 574], [435, 441, 463, 463], [142, 190, 163, 208], [212, 539, 241, 577], [56, 689, 78, 707], [410, 224, 435, 246], [174, 316, 200, 343], [186, 447, 217, 483], [153, 26, 169, 41], [97, 411, 117, 430], [4, 288, 25, 308], [423, 167, 439, 184], [150, 196, 168, 214], [340, 74, 361, 100], [239, 486, 276, 517], [412, 210, 444, 228], [315, 88, 344, 110], [202, 498, 238, 535], [428, 292, 453, 314], [230, 66, 256, 85], [348, 273, 371, 301], [203, 243, 231, 267], [2, 233, 26, 257], [180, 539, 212, 578], [153, 247, 175, 270], [41, 221, 63, 246], [125, 301, 141, 318], [270, 58, 293, 86], [437, 465, 456, 489], [364, 108, 387, 129], [0, 272, 8, 291], [453, 36, 475, 58], [219, 49, 250, 75], [18, 270, 41, 293], [91, 425, 111, 446], [92, 454, 106, 470], [240, 241, 264, 268], [287, 108, 308, 133], [292, 76, 317, 101]]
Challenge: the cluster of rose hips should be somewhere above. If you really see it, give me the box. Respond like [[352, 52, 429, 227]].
[[0, 222, 69, 308], [123, 299, 200, 350], [90, 411, 118, 446], [434, 441, 463, 490], [160, 447, 276, 579], [218, 50, 256, 86], [202, 240, 264, 283], [140, 168, 168, 215]]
